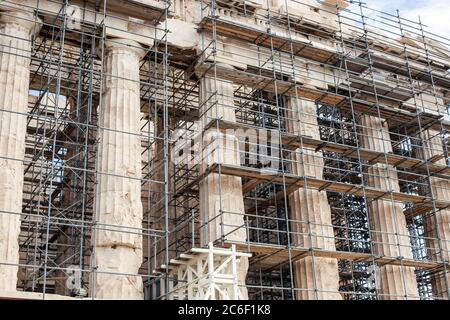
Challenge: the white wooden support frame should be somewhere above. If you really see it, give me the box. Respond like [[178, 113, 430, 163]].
[[164, 243, 251, 300]]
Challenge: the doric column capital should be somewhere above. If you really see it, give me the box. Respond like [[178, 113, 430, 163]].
[[0, 10, 42, 37], [194, 61, 235, 78], [104, 38, 147, 60]]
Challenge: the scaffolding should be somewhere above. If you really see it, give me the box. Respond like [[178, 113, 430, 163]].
[[0, 0, 449, 300]]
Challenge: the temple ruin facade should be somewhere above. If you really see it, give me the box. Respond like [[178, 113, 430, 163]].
[[0, 0, 449, 300]]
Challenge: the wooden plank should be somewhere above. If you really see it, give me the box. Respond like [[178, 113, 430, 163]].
[[196, 62, 442, 128], [206, 163, 450, 210], [199, 17, 339, 65], [370, 52, 450, 90], [199, 16, 450, 91], [226, 241, 446, 270], [345, 75, 415, 102], [207, 119, 450, 178], [86, 0, 169, 22]]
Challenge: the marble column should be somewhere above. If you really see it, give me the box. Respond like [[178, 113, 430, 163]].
[[198, 69, 248, 298], [420, 129, 450, 298], [93, 38, 145, 299], [0, 10, 40, 292], [360, 115, 419, 299], [286, 97, 342, 300]]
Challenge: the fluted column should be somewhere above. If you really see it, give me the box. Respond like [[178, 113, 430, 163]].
[[420, 129, 450, 298], [93, 39, 146, 299], [360, 115, 419, 300], [0, 10, 40, 292], [198, 70, 248, 298], [287, 97, 342, 300]]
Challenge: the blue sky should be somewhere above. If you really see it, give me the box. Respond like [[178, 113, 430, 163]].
[[353, 0, 450, 39]]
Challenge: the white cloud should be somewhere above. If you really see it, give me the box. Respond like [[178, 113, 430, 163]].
[[401, 1, 450, 40], [362, 0, 450, 40]]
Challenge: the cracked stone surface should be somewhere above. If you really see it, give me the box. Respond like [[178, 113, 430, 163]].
[[93, 39, 146, 299], [287, 97, 342, 300]]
